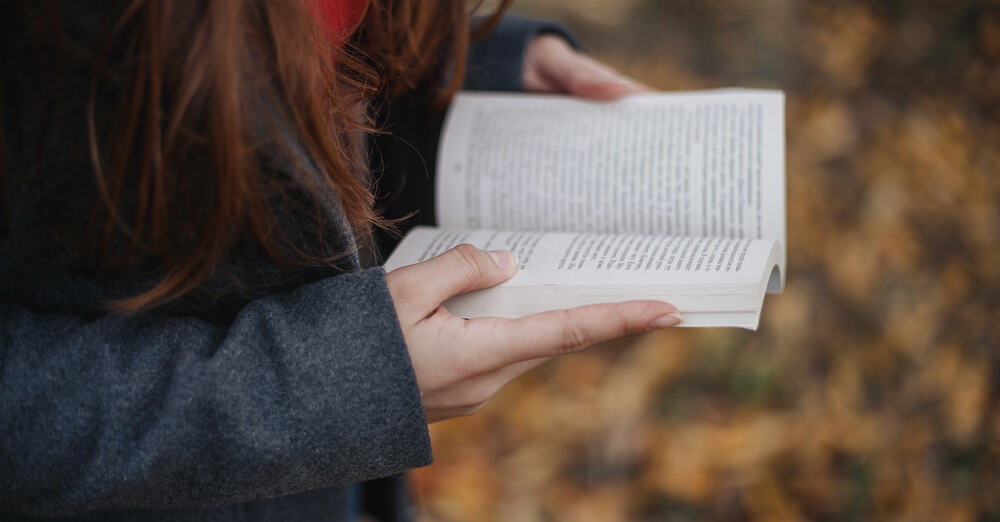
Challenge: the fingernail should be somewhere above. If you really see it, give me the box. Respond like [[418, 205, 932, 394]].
[[650, 313, 683, 329], [488, 250, 518, 273], [582, 81, 647, 100]]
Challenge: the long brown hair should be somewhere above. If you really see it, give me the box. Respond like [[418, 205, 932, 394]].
[[0, 0, 509, 311]]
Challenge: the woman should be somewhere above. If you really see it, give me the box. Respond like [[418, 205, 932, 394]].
[[0, 1, 680, 520]]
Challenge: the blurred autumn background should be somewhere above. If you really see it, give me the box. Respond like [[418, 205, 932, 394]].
[[411, 1, 1000, 520]]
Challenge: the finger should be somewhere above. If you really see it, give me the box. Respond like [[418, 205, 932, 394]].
[[423, 356, 550, 422], [426, 400, 491, 423], [425, 354, 551, 409], [528, 36, 648, 100], [386, 244, 518, 320], [525, 67, 649, 100], [560, 58, 650, 100], [468, 301, 681, 368], [477, 355, 551, 392], [573, 78, 652, 100]]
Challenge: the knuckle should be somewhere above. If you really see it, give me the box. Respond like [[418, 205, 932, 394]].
[[454, 348, 483, 379], [452, 322, 489, 376], [558, 313, 593, 353], [450, 244, 488, 288], [613, 310, 635, 337], [390, 278, 421, 304]]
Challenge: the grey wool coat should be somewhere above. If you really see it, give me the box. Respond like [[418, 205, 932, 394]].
[[0, 7, 575, 522]]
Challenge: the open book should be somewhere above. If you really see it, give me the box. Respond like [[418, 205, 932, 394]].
[[384, 89, 785, 329]]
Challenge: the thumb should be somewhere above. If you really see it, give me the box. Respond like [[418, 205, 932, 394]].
[[386, 244, 518, 319]]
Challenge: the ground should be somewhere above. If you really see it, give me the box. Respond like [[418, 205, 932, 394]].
[[413, 2, 1000, 520]]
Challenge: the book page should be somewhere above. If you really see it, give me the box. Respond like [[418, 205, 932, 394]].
[[384, 227, 781, 328], [435, 90, 785, 283], [384, 227, 776, 290]]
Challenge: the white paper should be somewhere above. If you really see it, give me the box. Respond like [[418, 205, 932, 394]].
[[385, 227, 775, 289], [383, 227, 782, 329], [436, 90, 785, 275]]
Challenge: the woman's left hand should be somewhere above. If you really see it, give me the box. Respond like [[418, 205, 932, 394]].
[[522, 34, 651, 100]]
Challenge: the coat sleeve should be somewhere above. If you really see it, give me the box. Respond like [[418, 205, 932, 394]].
[[464, 13, 581, 92], [0, 267, 431, 517]]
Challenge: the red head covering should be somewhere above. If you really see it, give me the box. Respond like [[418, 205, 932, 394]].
[[312, 0, 367, 47]]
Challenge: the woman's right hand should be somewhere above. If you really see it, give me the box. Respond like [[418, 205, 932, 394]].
[[385, 244, 682, 423]]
